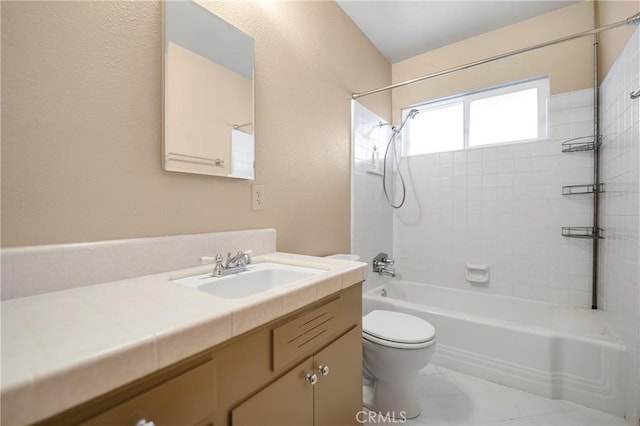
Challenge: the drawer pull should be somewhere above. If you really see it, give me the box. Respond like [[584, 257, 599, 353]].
[[305, 373, 318, 385], [317, 364, 330, 376], [135, 419, 156, 426]]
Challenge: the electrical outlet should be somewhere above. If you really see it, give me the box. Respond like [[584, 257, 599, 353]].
[[252, 184, 265, 211]]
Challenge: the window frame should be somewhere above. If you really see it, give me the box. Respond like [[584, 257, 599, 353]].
[[403, 76, 549, 156]]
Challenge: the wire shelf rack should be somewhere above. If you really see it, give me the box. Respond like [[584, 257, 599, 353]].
[[561, 227, 604, 239], [562, 183, 605, 195], [561, 135, 602, 153]]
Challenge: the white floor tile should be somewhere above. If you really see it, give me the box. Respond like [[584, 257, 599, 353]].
[[418, 364, 442, 376], [417, 374, 464, 398], [440, 370, 510, 394], [494, 416, 543, 425], [362, 364, 628, 426], [531, 407, 629, 426]]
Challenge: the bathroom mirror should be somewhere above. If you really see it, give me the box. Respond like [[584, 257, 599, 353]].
[[162, 0, 255, 180]]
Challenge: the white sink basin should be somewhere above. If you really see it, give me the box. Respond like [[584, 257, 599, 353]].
[[172, 263, 325, 299]]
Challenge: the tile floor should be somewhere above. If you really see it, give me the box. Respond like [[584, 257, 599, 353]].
[[364, 364, 629, 426]]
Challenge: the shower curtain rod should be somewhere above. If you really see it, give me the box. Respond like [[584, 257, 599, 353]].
[[352, 12, 640, 100]]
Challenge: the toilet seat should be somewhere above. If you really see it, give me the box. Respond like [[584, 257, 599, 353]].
[[363, 310, 436, 349]]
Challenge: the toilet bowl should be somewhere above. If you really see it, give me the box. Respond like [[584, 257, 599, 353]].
[[362, 310, 436, 419]]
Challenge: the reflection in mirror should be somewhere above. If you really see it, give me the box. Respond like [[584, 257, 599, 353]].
[[163, 0, 255, 179]]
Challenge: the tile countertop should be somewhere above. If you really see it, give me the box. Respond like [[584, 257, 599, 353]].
[[1, 252, 366, 425]]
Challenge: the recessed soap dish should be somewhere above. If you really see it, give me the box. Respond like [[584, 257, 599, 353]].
[[466, 264, 489, 284]]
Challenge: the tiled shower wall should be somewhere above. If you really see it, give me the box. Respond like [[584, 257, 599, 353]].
[[351, 101, 393, 293], [392, 88, 596, 307], [599, 27, 639, 426]]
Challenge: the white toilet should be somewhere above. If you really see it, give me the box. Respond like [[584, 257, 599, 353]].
[[362, 310, 437, 419]]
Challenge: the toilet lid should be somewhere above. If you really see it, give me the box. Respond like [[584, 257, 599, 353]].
[[363, 310, 436, 345]]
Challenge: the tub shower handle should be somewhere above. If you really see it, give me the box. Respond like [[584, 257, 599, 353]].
[[317, 364, 330, 376], [373, 252, 396, 277], [305, 373, 318, 385], [373, 258, 394, 267]]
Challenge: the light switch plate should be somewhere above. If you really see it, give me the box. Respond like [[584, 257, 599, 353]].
[[252, 184, 265, 211]]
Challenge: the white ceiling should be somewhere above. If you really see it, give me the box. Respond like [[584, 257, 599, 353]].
[[336, 1, 580, 63]]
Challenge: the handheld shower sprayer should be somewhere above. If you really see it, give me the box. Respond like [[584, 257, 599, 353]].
[[392, 109, 420, 134], [383, 108, 420, 209]]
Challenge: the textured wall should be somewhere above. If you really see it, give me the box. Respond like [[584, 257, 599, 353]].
[[597, 0, 639, 84], [1, 1, 391, 253], [390, 1, 639, 124]]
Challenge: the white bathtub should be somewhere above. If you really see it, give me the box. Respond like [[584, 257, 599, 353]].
[[363, 281, 627, 417]]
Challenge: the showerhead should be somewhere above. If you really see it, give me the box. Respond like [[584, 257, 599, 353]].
[[392, 109, 420, 134]]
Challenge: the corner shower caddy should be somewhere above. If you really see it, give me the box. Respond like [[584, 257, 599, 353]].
[[560, 117, 605, 241], [562, 136, 604, 239], [559, 37, 604, 309]]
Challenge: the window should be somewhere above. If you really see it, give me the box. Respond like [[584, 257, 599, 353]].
[[408, 101, 464, 156], [405, 77, 549, 156]]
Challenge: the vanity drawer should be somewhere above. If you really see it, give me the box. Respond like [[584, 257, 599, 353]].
[[272, 297, 343, 371], [81, 359, 217, 426]]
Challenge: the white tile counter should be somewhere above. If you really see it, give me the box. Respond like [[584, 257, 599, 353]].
[[1, 252, 365, 425]]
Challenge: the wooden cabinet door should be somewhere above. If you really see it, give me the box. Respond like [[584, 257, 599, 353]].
[[82, 360, 217, 426], [232, 357, 314, 426], [313, 327, 362, 426]]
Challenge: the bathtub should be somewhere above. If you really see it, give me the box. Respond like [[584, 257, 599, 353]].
[[363, 281, 627, 417]]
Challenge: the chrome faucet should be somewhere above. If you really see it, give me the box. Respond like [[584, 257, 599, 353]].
[[372, 252, 395, 277], [200, 250, 253, 277], [225, 250, 252, 269]]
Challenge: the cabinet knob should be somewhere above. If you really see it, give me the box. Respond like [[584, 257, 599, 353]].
[[305, 373, 318, 385], [135, 420, 155, 426], [317, 364, 330, 376]]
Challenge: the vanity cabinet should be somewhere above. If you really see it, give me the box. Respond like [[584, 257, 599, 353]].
[[39, 284, 362, 426], [213, 283, 362, 426], [232, 326, 361, 426]]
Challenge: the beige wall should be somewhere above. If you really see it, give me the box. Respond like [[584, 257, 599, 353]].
[[391, 2, 596, 122], [391, 0, 639, 121], [1, 1, 391, 253], [597, 0, 639, 82]]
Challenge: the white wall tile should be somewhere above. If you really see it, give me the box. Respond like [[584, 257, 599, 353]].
[[598, 27, 640, 426], [352, 102, 394, 292], [389, 88, 595, 308]]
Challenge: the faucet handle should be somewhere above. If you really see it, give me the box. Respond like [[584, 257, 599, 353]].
[[200, 254, 223, 265], [240, 250, 253, 264]]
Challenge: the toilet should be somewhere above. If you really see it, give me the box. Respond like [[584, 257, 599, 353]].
[[323, 255, 436, 419], [362, 310, 436, 419]]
